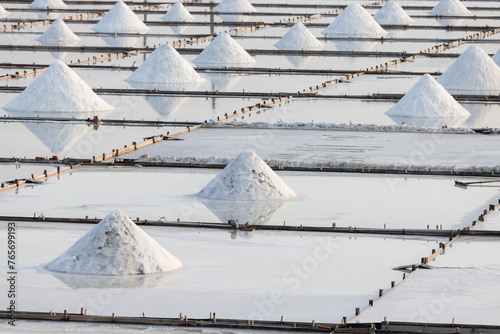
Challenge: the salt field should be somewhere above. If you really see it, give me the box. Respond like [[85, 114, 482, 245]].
[[1, 0, 500, 332]]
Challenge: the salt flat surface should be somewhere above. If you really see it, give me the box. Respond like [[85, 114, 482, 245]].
[[0, 167, 497, 229], [0, 163, 62, 183], [355, 237, 500, 325], [121, 128, 500, 169], [0, 222, 442, 323]]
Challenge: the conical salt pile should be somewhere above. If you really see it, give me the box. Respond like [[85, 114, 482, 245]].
[[274, 22, 324, 50], [213, 0, 257, 13], [127, 44, 205, 84], [161, 1, 194, 22], [36, 18, 81, 46], [46, 210, 183, 275], [28, 0, 67, 9], [192, 33, 255, 66], [198, 151, 297, 201], [92, 0, 150, 34], [0, 4, 9, 18], [385, 74, 470, 118], [492, 49, 500, 66], [429, 0, 470, 16], [374, 0, 414, 25], [437, 46, 500, 94], [322, 3, 387, 38], [3, 60, 113, 113]]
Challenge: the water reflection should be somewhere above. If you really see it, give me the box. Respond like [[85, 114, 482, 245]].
[[333, 40, 376, 52], [202, 199, 290, 225], [388, 115, 468, 128], [51, 271, 177, 289], [204, 72, 242, 91], [461, 103, 500, 128], [101, 35, 142, 48]]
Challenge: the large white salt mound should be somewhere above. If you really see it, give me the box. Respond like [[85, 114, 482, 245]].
[[213, 0, 257, 13], [92, 0, 150, 34], [29, 0, 67, 9], [274, 22, 324, 50], [192, 33, 255, 66], [46, 210, 183, 275], [0, 4, 9, 18], [36, 18, 81, 45], [437, 46, 500, 94], [127, 44, 205, 84], [161, 1, 194, 22], [492, 49, 500, 66], [197, 151, 297, 201], [3, 60, 113, 113], [429, 0, 471, 16], [374, 0, 414, 25], [322, 3, 387, 38], [386, 74, 470, 118]]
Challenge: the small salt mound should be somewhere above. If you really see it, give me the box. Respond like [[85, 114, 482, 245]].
[[197, 151, 297, 201], [29, 0, 67, 9], [492, 49, 500, 66], [437, 46, 500, 94], [274, 22, 324, 50], [192, 33, 255, 66], [213, 0, 257, 13], [429, 0, 470, 15], [386, 74, 470, 118], [36, 19, 81, 46], [3, 60, 113, 113], [92, 0, 150, 34], [161, 1, 194, 22], [322, 3, 387, 38], [46, 210, 183, 275], [127, 44, 205, 84], [0, 4, 9, 18], [374, 0, 414, 25]]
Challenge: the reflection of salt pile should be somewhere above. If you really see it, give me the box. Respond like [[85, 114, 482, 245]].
[[275, 22, 323, 50], [92, 0, 150, 34], [429, 0, 471, 16], [3, 60, 113, 113], [101, 35, 141, 47], [437, 46, 500, 95], [29, 0, 67, 9], [218, 14, 251, 23], [46, 210, 183, 275], [203, 200, 290, 225], [52, 271, 177, 289], [333, 40, 376, 52], [374, 0, 414, 25], [198, 151, 297, 201], [386, 74, 470, 118], [127, 44, 205, 84], [36, 12, 60, 20], [193, 33, 255, 66], [322, 3, 387, 38], [0, 4, 9, 18], [206, 72, 242, 91], [129, 81, 202, 116], [161, 1, 194, 22], [36, 18, 81, 46], [213, 0, 257, 13], [492, 49, 500, 66]]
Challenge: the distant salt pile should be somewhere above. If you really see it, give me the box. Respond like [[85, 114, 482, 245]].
[[192, 33, 255, 66], [274, 22, 324, 50], [127, 44, 205, 84], [0, 4, 9, 18], [374, 0, 414, 25], [322, 3, 387, 38], [46, 210, 182, 275], [3, 60, 113, 113], [29, 0, 67, 9], [437, 46, 500, 94], [197, 151, 297, 201], [429, 0, 471, 16], [92, 0, 150, 34], [386, 74, 470, 118], [213, 0, 257, 13], [36, 18, 81, 46], [161, 1, 194, 22], [492, 49, 500, 66]]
